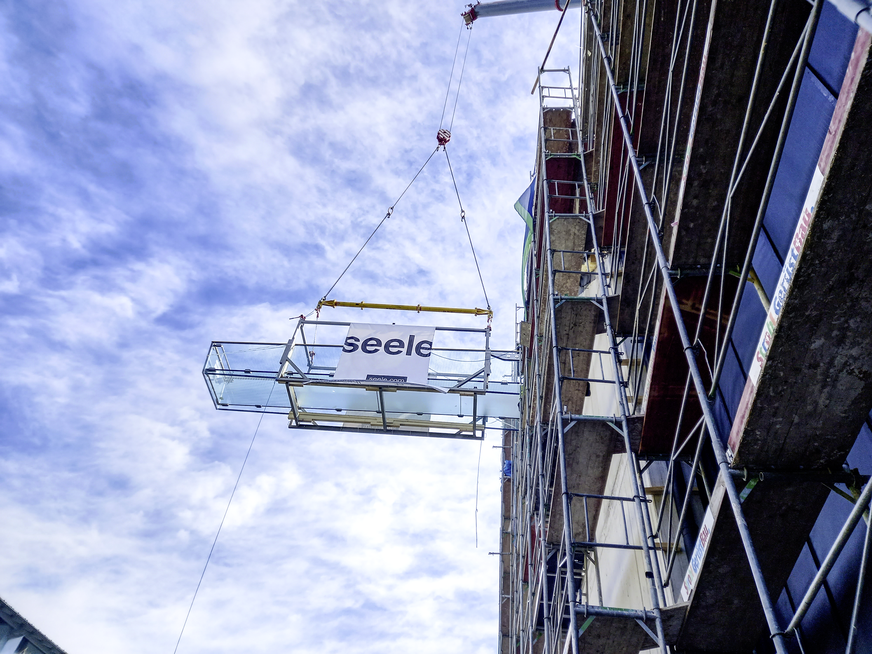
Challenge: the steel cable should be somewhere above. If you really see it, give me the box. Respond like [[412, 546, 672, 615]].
[[319, 147, 439, 302], [444, 148, 491, 311], [173, 384, 276, 654]]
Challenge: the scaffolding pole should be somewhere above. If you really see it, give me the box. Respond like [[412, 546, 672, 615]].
[[582, 4, 789, 652]]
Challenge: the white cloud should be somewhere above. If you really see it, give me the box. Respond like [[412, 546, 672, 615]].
[[0, 1, 583, 652]]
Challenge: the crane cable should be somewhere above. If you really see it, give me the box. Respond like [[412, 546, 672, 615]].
[[319, 146, 439, 302], [173, 385, 275, 654], [438, 20, 474, 144], [445, 147, 491, 314], [440, 21, 490, 314], [318, 20, 490, 316]]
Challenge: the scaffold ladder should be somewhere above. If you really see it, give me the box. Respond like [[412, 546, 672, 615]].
[[524, 67, 670, 654]]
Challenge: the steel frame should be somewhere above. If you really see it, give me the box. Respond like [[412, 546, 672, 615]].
[[202, 319, 520, 439]]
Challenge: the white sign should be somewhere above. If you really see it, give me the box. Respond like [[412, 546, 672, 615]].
[[746, 167, 823, 386], [727, 166, 824, 460], [680, 503, 715, 601], [333, 323, 435, 385]]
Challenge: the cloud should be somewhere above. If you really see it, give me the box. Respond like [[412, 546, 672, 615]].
[[0, 1, 583, 652]]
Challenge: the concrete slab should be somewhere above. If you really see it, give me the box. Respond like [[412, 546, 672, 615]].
[[678, 474, 830, 652], [546, 416, 643, 545], [729, 31, 872, 469], [541, 299, 604, 421], [551, 215, 591, 297], [669, 0, 808, 268]]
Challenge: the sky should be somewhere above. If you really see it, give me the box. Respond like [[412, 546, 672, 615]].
[[0, 2, 580, 653]]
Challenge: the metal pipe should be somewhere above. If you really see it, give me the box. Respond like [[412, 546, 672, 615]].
[[709, 0, 823, 394], [574, 604, 660, 620], [657, 0, 700, 213], [318, 299, 492, 318], [562, 413, 626, 422], [301, 319, 490, 333], [464, 0, 581, 23], [592, 546, 604, 605], [845, 491, 872, 654], [572, 30, 669, 645], [827, 0, 872, 33], [786, 479, 872, 634], [728, 468, 865, 485], [540, 80, 582, 654], [747, 266, 772, 311], [585, 6, 790, 651], [570, 491, 654, 502], [533, 288, 555, 654], [634, 451, 671, 600]]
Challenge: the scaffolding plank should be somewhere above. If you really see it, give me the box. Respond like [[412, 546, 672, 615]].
[[546, 416, 643, 545], [728, 31, 872, 469], [578, 602, 687, 654], [678, 474, 830, 651]]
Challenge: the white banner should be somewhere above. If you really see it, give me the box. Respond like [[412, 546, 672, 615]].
[[333, 323, 435, 385], [680, 502, 715, 601], [746, 166, 823, 386], [727, 166, 824, 460]]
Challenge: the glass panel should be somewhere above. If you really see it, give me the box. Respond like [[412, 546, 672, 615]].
[[0, 637, 23, 654], [204, 326, 520, 425], [206, 373, 289, 412], [293, 383, 520, 419]]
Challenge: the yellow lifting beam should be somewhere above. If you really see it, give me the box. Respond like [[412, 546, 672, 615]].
[[318, 298, 493, 319]]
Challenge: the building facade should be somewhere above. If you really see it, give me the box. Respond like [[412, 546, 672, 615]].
[[495, 0, 872, 652], [0, 597, 67, 654]]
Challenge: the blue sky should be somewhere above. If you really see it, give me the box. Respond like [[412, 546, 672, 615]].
[[0, 2, 579, 652]]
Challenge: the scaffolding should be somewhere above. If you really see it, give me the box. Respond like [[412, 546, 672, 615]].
[[504, 67, 678, 654], [500, 0, 872, 652]]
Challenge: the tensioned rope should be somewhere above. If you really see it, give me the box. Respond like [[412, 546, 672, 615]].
[[445, 148, 491, 312], [172, 384, 275, 654], [319, 147, 439, 302], [440, 21, 473, 136], [318, 20, 489, 314], [475, 437, 483, 548]]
